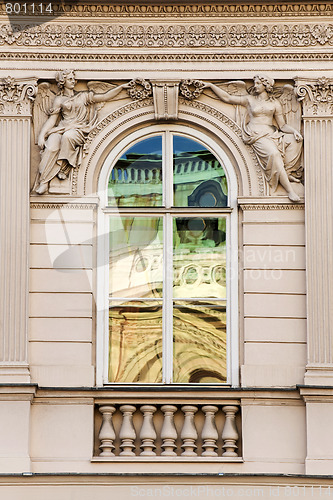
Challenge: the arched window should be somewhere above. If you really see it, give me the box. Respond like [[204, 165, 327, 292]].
[[97, 126, 238, 385]]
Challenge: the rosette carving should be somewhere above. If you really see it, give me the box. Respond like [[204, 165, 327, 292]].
[[179, 80, 205, 101]]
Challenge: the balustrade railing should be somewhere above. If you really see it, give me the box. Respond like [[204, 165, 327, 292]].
[[95, 400, 241, 460]]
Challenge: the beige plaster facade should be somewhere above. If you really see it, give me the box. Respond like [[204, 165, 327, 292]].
[[1, 1, 333, 497]]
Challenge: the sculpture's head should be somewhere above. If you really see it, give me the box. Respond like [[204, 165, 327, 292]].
[[55, 70, 76, 91], [253, 74, 275, 94]]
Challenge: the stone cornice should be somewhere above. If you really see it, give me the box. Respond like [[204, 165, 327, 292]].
[[0, 2, 332, 18], [2, 22, 333, 48]]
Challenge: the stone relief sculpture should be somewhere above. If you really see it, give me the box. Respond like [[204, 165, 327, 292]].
[[32, 70, 131, 194], [201, 75, 303, 202]]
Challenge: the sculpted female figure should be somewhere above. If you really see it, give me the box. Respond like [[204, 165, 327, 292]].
[[203, 75, 303, 202], [34, 70, 130, 194]]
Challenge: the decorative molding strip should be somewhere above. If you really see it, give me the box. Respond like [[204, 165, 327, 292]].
[[1, 52, 333, 65], [239, 203, 305, 210], [1, 23, 333, 48], [0, 3, 332, 17], [30, 202, 97, 209]]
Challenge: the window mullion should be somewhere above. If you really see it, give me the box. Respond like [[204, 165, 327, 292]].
[[163, 132, 174, 383], [163, 212, 173, 384], [164, 131, 173, 209]]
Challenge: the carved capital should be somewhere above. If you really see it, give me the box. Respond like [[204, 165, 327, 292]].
[[295, 77, 333, 116], [0, 77, 37, 115]]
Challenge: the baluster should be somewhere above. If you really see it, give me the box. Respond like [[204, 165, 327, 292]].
[[140, 405, 157, 456], [201, 405, 218, 457], [180, 405, 198, 456], [161, 405, 178, 456], [222, 405, 239, 457], [98, 405, 116, 457], [119, 404, 136, 456]]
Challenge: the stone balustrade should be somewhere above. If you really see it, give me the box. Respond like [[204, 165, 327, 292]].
[[95, 401, 241, 459]]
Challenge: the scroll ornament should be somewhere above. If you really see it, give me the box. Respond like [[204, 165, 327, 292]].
[[295, 77, 333, 116], [0, 76, 37, 115]]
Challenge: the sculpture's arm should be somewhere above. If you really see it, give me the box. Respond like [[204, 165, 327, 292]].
[[91, 83, 131, 104], [274, 104, 303, 142], [38, 112, 59, 149], [203, 82, 248, 106]]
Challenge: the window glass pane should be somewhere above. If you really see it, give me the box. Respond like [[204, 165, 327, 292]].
[[173, 301, 227, 383], [109, 300, 163, 383], [108, 136, 163, 207], [109, 217, 163, 298], [173, 136, 228, 208], [173, 217, 226, 299]]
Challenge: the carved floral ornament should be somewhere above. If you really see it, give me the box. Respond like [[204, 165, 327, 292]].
[[295, 77, 333, 116], [1, 23, 333, 48], [0, 77, 37, 114]]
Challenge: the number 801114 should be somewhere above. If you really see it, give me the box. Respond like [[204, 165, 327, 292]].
[[5, 3, 53, 14]]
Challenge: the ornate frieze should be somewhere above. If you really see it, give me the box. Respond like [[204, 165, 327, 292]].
[[0, 77, 37, 115], [1, 23, 333, 48], [0, 2, 331, 17], [296, 77, 333, 116]]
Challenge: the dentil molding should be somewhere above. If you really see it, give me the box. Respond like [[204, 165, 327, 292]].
[[1, 23, 333, 48]]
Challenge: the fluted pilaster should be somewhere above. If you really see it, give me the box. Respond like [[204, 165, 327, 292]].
[[0, 77, 37, 382], [296, 77, 333, 384]]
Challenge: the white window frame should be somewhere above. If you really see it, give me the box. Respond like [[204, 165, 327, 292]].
[[96, 124, 239, 386]]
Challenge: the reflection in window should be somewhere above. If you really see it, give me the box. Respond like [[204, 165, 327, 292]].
[[109, 217, 163, 299], [173, 136, 228, 207], [108, 136, 163, 207], [173, 218, 226, 299], [107, 133, 230, 384], [173, 301, 226, 383], [109, 301, 163, 383]]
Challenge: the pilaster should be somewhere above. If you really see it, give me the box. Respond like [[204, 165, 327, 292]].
[[0, 77, 37, 383], [295, 78, 333, 385]]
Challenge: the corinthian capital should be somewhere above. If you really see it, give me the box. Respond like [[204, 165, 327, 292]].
[[295, 77, 333, 117], [0, 77, 38, 116]]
